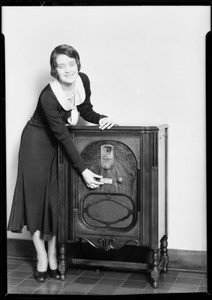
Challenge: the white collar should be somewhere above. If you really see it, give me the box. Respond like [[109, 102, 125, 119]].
[[49, 75, 85, 111]]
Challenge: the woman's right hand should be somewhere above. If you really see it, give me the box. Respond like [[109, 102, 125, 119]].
[[82, 169, 104, 189]]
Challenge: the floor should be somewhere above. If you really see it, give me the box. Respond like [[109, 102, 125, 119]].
[[7, 257, 207, 295]]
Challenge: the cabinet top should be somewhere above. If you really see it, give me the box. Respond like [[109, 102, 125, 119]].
[[67, 124, 168, 132]]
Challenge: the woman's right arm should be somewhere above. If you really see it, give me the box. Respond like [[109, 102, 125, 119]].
[[40, 92, 103, 189]]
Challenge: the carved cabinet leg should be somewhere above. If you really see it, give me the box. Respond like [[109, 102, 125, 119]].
[[161, 235, 169, 273], [77, 238, 82, 259], [151, 249, 160, 288], [58, 244, 66, 280]]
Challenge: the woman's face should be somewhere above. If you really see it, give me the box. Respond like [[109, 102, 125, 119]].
[[55, 54, 78, 85]]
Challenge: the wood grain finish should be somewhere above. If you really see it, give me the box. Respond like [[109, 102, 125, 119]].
[[57, 125, 169, 288]]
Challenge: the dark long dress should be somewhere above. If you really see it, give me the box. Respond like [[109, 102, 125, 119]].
[[7, 72, 106, 235]]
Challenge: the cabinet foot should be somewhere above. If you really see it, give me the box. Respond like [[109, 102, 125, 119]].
[[151, 249, 160, 288], [152, 280, 159, 289], [60, 274, 66, 281], [58, 244, 66, 280]]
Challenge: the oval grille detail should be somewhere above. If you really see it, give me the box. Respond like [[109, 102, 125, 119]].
[[82, 193, 136, 229]]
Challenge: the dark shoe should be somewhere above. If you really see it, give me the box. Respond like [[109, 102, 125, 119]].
[[34, 269, 48, 282], [48, 269, 60, 280]]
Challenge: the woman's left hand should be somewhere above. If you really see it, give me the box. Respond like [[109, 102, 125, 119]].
[[99, 117, 116, 130]]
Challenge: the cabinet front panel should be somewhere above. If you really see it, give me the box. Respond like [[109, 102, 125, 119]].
[[73, 139, 141, 245]]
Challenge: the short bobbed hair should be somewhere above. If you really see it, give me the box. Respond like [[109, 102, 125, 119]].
[[50, 44, 81, 79]]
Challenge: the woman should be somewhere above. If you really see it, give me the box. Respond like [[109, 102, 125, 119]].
[[7, 44, 116, 282]]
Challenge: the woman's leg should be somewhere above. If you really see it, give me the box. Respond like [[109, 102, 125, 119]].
[[32, 230, 48, 272], [47, 234, 58, 270]]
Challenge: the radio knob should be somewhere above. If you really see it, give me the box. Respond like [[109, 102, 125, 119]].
[[117, 177, 123, 183]]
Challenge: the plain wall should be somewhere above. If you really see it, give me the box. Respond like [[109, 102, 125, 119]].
[[3, 5, 209, 250]]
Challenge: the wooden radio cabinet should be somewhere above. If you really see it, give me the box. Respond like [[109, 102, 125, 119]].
[[57, 125, 168, 288]]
